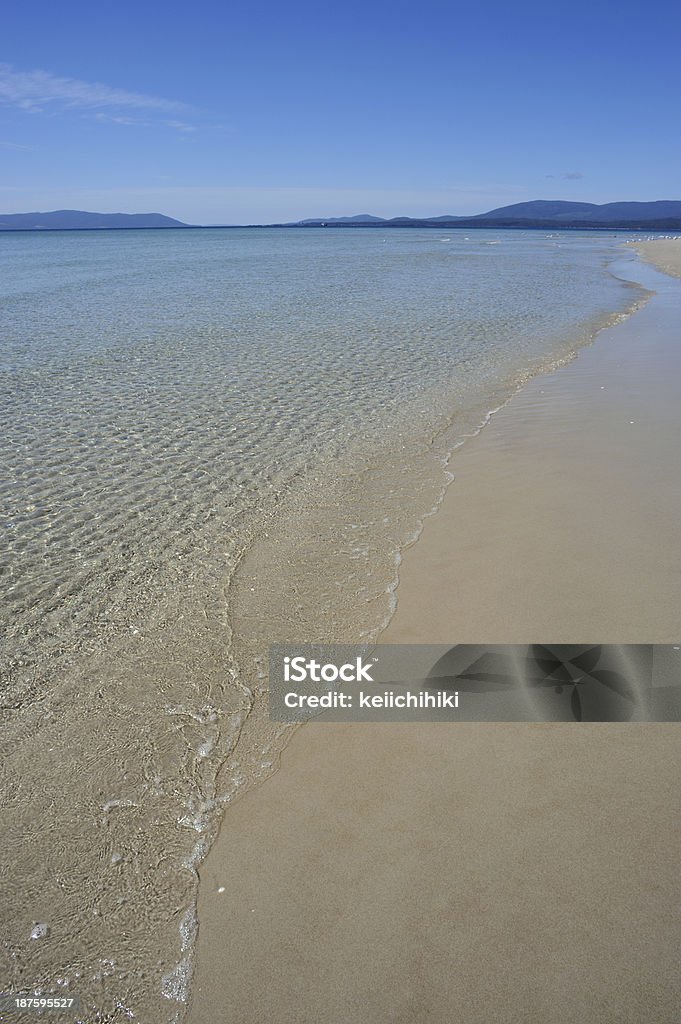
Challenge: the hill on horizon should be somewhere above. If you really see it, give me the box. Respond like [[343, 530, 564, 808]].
[[297, 213, 385, 224], [0, 210, 188, 230], [475, 200, 681, 223]]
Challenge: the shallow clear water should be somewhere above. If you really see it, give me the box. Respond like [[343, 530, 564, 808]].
[[0, 227, 641, 1021]]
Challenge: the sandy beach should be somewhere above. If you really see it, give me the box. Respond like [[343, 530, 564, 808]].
[[636, 238, 681, 280], [188, 242, 681, 1024]]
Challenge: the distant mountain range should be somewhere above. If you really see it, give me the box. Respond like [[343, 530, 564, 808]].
[[297, 213, 386, 225], [0, 210, 188, 230], [288, 201, 681, 230], [2, 202, 681, 232]]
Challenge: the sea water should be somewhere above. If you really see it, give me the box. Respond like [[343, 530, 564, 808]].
[[0, 227, 643, 1021]]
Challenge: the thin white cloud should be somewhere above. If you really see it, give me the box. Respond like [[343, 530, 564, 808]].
[[165, 120, 197, 134], [545, 171, 584, 180], [0, 139, 32, 150], [0, 62, 189, 116], [92, 112, 198, 132]]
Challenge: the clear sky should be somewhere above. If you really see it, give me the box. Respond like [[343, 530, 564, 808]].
[[1, 0, 680, 224]]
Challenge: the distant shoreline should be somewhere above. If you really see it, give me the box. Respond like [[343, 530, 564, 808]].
[[5, 199, 681, 232], [2, 222, 681, 233]]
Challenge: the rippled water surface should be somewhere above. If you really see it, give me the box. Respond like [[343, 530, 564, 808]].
[[0, 228, 640, 1021]]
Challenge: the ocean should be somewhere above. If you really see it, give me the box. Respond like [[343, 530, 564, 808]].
[[0, 227, 643, 1021]]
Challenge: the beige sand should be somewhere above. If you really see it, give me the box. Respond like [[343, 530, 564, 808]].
[[635, 238, 681, 280], [188, 242, 681, 1024]]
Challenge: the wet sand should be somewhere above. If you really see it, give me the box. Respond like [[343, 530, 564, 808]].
[[188, 243, 681, 1023]]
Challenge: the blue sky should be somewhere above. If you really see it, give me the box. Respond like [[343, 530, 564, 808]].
[[1, 0, 680, 223]]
